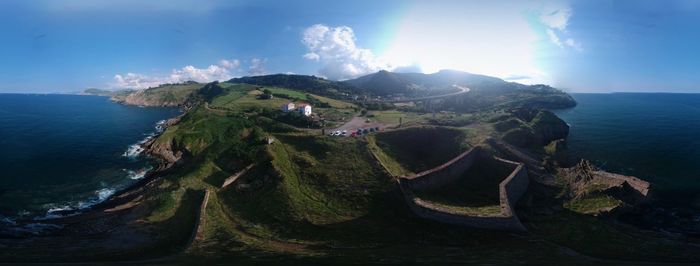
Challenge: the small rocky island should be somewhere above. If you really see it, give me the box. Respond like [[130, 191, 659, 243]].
[[3, 70, 697, 264]]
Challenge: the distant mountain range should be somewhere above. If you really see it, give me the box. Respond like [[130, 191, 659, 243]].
[[85, 69, 576, 110]]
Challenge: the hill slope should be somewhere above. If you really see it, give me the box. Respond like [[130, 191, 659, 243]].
[[346, 70, 576, 110]]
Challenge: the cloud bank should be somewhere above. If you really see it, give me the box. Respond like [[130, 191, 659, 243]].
[[112, 58, 265, 89], [301, 24, 389, 80]]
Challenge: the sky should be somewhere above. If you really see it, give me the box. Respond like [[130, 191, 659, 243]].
[[0, 0, 699, 93]]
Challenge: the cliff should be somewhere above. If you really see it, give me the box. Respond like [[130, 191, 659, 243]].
[[111, 83, 203, 107], [499, 109, 569, 148]]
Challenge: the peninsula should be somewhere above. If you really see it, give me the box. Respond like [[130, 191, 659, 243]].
[[1, 70, 696, 264]]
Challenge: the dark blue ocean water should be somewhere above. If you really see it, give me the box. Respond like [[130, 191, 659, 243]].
[[0, 94, 179, 220], [555, 93, 700, 212]]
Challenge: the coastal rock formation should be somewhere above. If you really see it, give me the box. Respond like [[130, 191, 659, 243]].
[[531, 110, 569, 145], [559, 160, 652, 207], [499, 109, 569, 148]]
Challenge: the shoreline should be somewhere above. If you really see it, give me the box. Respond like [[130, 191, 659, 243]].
[[3, 110, 185, 233]]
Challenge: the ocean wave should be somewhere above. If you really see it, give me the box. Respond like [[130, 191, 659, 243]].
[[35, 188, 116, 220], [123, 142, 146, 158], [121, 120, 165, 158], [124, 166, 152, 180], [155, 119, 167, 132]]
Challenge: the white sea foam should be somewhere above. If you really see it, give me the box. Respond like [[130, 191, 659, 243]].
[[35, 188, 117, 220], [125, 166, 152, 180], [122, 120, 165, 158], [96, 188, 116, 201], [155, 119, 167, 132], [123, 143, 146, 158]]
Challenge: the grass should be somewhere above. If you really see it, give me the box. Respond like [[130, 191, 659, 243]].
[[374, 126, 469, 173], [419, 199, 502, 216], [365, 135, 413, 177], [563, 195, 622, 214], [115, 83, 203, 106], [208, 84, 255, 108], [310, 94, 356, 109], [367, 110, 425, 127]]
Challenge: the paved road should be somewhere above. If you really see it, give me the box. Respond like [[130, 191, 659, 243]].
[[386, 85, 470, 103]]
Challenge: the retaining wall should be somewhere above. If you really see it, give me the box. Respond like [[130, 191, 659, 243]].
[[400, 147, 480, 191], [397, 149, 530, 232]]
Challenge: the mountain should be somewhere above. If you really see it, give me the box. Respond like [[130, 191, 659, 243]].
[[228, 74, 363, 98], [345, 69, 505, 95], [345, 69, 577, 110], [344, 70, 417, 95]]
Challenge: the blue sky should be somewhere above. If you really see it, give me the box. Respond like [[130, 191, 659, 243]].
[[0, 0, 699, 93]]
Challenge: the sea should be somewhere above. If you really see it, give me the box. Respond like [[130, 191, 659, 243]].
[[555, 93, 700, 233], [0, 94, 180, 226]]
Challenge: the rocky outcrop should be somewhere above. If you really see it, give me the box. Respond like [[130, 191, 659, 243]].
[[559, 160, 652, 205], [531, 110, 569, 145], [499, 110, 569, 148], [142, 116, 187, 171]]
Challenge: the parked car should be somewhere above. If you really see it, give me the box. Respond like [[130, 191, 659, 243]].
[[369, 128, 375, 132]]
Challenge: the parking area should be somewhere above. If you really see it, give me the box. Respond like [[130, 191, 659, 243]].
[[328, 116, 384, 137]]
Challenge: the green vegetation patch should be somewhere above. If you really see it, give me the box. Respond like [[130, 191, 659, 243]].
[[365, 135, 413, 177], [156, 107, 266, 161], [563, 194, 622, 215], [374, 126, 469, 173], [143, 83, 203, 104], [217, 132, 395, 243]]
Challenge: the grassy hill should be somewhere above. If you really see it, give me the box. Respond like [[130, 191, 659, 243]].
[[345, 70, 577, 111], [111, 82, 204, 107]]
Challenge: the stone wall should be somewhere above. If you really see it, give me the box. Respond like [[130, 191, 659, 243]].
[[396, 150, 530, 232], [400, 147, 480, 191]]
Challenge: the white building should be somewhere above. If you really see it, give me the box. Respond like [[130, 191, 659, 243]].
[[297, 104, 312, 116], [281, 102, 295, 112]]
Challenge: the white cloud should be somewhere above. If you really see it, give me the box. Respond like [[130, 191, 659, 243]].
[[539, 6, 571, 31], [248, 58, 267, 76], [547, 29, 563, 47], [218, 59, 240, 69], [539, 2, 582, 51], [113, 73, 167, 89], [564, 38, 582, 51], [301, 24, 389, 80], [112, 59, 243, 89]]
